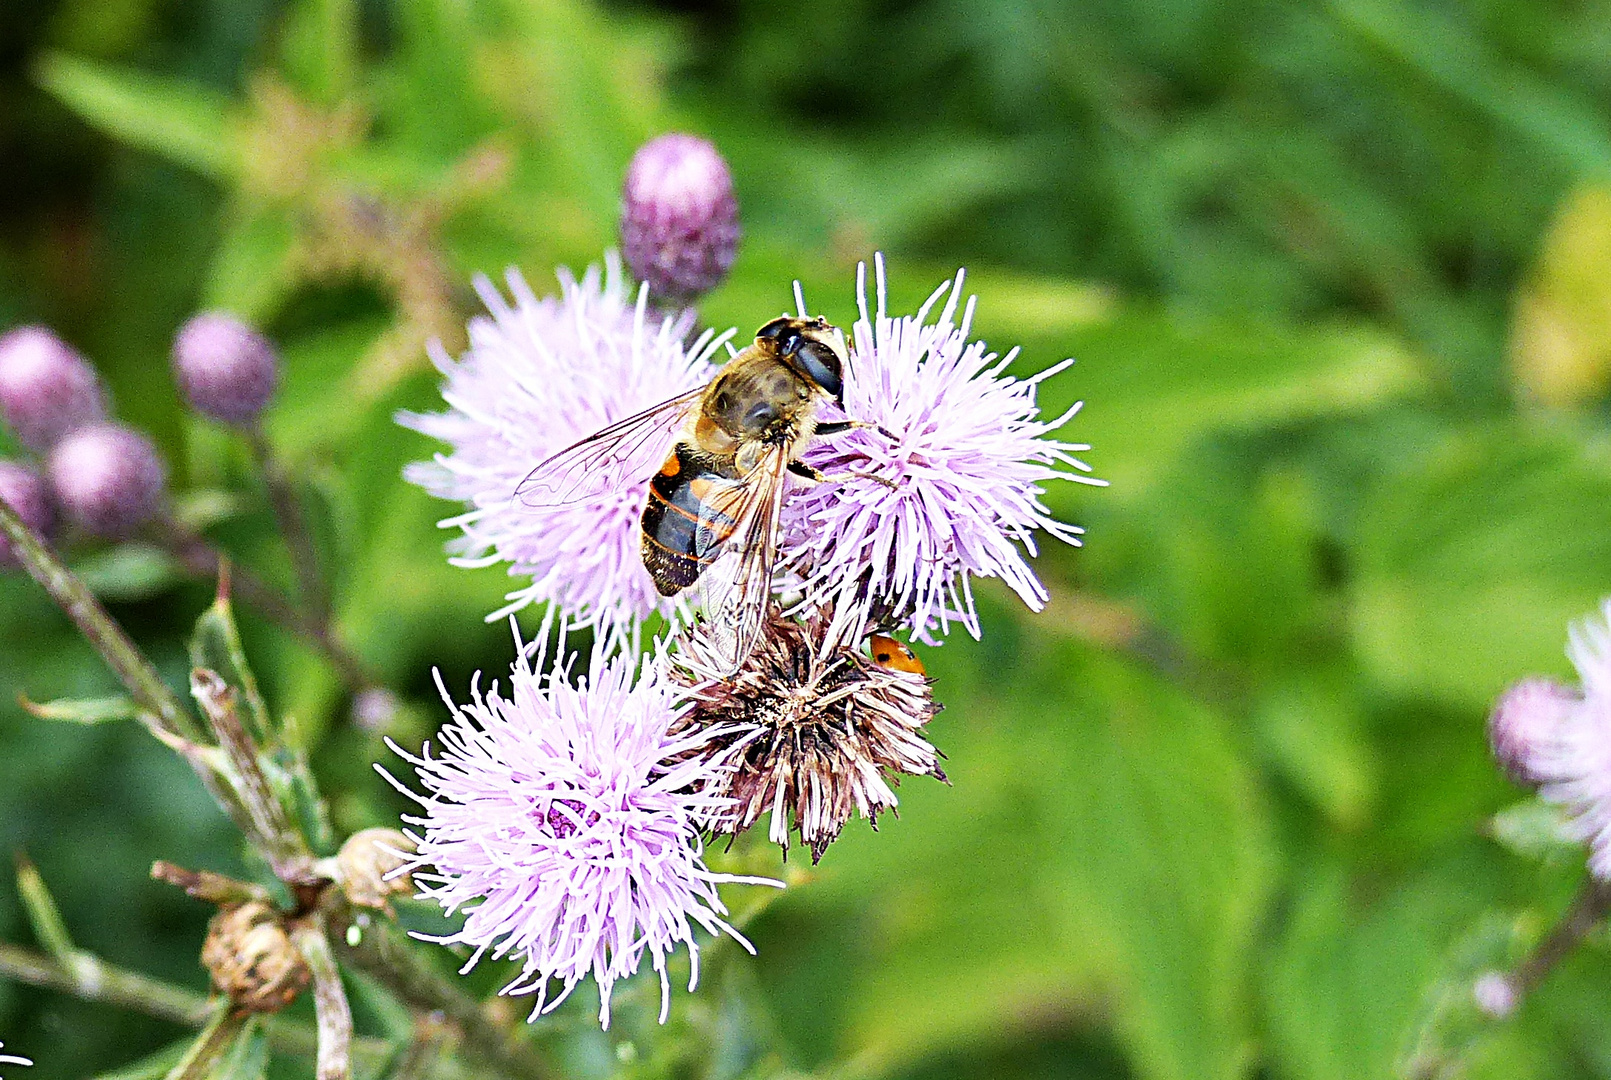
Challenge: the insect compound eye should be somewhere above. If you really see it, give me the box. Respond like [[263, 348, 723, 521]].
[[790, 340, 844, 401], [756, 317, 794, 344]]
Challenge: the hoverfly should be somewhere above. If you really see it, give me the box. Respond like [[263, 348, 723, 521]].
[[515, 315, 888, 673]]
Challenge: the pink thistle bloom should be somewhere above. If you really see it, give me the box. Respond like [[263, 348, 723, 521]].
[[384, 623, 778, 1027], [782, 256, 1105, 641], [400, 255, 727, 645], [1488, 599, 1611, 877]]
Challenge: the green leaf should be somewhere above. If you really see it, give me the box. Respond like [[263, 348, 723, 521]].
[[202, 209, 299, 324], [35, 52, 238, 178], [758, 617, 1277, 1080], [73, 544, 183, 602], [190, 592, 272, 744], [90, 1040, 191, 1080], [15, 856, 77, 962], [20, 694, 140, 725], [1489, 800, 1584, 864], [1351, 423, 1611, 708]]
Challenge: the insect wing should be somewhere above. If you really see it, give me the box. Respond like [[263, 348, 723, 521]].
[[514, 389, 703, 508], [696, 449, 789, 673]]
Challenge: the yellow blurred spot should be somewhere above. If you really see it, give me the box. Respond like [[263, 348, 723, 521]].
[[1511, 183, 1611, 407]]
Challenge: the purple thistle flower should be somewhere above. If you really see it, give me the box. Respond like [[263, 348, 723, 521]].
[[172, 312, 280, 426], [384, 624, 778, 1027], [0, 460, 54, 567], [400, 256, 728, 644], [621, 133, 741, 304], [47, 423, 166, 539], [781, 256, 1105, 642], [0, 326, 107, 452], [1488, 600, 1611, 877]]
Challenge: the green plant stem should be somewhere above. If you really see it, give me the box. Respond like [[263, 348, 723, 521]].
[[167, 1006, 250, 1080], [0, 941, 441, 1073], [0, 498, 202, 742], [0, 941, 212, 1028], [323, 898, 556, 1080], [293, 914, 354, 1080], [156, 518, 377, 693], [246, 424, 329, 622], [1508, 876, 1611, 1002]]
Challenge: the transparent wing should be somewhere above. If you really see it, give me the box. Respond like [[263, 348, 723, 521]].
[[514, 389, 704, 508], [696, 449, 790, 674]]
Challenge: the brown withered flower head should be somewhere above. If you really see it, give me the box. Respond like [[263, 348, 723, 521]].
[[671, 608, 945, 862], [200, 900, 311, 1013]]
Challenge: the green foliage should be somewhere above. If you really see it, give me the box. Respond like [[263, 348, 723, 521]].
[[6, 0, 1611, 1077]]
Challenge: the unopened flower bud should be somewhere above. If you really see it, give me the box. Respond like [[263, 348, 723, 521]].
[[47, 423, 166, 539], [1489, 677, 1578, 785], [0, 460, 53, 566], [200, 900, 310, 1013], [0, 326, 106, 451], [621, 133, 740, 303], [172, 312, 279, 425], [1473, 971, 1518, 1018], [335, 827, 414, 908]]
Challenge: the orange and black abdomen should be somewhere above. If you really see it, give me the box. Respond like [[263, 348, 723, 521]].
[[641, 444, 740, 596]]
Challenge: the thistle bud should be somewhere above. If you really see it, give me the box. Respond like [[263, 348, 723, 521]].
[[0, 460, 53, 566], [334, 827, 414, 909], [1488, 677, 1577, 785], [171, 312, 280, 426], [200, 900, 310, 1013], [620, 133, 740, 304], [47, 423, 166, 539], [0, 326, 107, 451]]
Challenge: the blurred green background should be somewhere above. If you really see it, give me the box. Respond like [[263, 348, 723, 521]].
[[5, 0, 1611, 1076]]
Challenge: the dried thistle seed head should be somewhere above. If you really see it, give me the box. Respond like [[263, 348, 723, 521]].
[[672, 610, 945, 863], [200, 900, 310, 1013], [335, 827, 415, 908]]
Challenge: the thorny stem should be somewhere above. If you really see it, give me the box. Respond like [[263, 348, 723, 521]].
[[246, 423, 330, 622], [156, 517, 378, 693], [323, 895, 557, 1080], [190, 669, 312, 878], [0, 497, 202, 742]]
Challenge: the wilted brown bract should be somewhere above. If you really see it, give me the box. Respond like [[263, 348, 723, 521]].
[[671, 609, 946, 863]]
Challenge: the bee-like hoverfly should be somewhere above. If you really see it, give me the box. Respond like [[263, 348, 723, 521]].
[[515, 315, 887, 672]]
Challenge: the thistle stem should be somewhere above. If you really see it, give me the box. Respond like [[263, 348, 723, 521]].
[[0, 941, 454, 1074], [246, 424, 329, 621], [168, 1005, 252, 1080], [156, 518, 378, 693], [1495, 876, 1611, 1008], [323, 897, 557, 1080], [0, 497, 201, 742]]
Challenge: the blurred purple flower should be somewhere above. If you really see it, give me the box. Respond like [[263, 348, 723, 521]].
[[385, 624, 777, 1027], [1489, 599, 1611, 877], [0, 461, 53, 567], [621, 133, 740, 304], [782, 256, 1105, 642], [0, 326, 106, 451], [47, 423, 166, 539], [400, 256, 726, 645], [172, 312, 279, 426]]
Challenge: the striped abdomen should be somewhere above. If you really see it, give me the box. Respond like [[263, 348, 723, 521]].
[[640, 444, 741, 596]]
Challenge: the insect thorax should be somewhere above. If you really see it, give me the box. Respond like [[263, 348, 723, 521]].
[[703, 356, 816, 444]]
